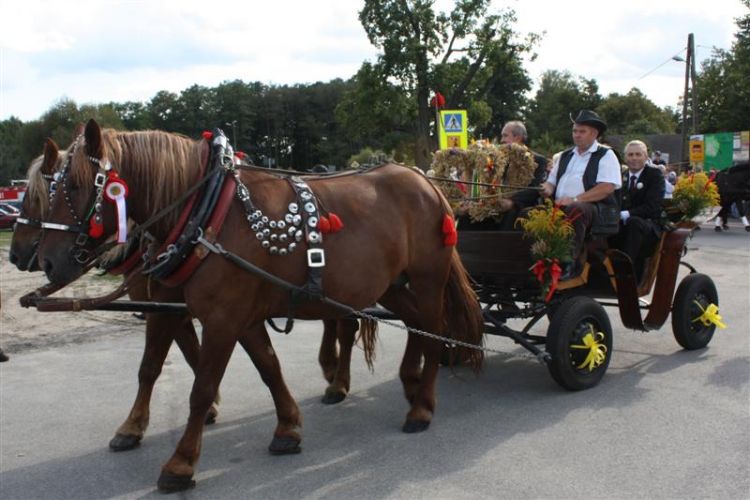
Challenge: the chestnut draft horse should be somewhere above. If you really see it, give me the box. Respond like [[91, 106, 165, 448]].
[[36, 120, 484, 493], [11, 137, 372, 453]]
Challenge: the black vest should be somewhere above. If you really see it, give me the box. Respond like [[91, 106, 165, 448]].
[[556, 145, 621, 228]]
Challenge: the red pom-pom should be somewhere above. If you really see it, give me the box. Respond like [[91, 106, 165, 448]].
[[442, 214, 457, 246], [89, 216, 104, 239], [202, 131, 213, 140], [317, 215, 331, 233], [329, 213, 344, 232], [444, 231, 458, 246], [235, 151, 246, 159]]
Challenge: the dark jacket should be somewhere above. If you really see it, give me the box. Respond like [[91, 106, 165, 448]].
[[510, 152, 547, 209], [621, 165, 664, 220]]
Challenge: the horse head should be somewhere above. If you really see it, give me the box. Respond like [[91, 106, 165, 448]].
[[36, 119, 124, 284], [9, 137, 69, 271]]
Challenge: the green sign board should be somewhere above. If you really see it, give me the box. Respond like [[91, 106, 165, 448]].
[[703, 132, 734, 170]]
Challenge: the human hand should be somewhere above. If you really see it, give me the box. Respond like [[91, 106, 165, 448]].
[[557, 196, 574, 206]]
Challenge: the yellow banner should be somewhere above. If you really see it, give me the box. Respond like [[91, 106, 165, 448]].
[[439, 110, 468, 149]]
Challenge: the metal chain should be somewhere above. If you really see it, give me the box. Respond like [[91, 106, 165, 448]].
[[350, 308, 546, 363]]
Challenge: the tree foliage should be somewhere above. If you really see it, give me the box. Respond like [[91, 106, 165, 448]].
[[356, 0, 537, 168], [695, 1, 750, 132]]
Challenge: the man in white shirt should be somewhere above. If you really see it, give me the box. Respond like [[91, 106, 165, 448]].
[[541, 110, 622, 279]]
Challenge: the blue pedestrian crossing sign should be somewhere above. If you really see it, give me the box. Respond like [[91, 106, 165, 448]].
[[443, 113, 463, 132], [439, 110, 468, 149]]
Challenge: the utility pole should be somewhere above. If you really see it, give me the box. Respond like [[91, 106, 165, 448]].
[[680, 33, 697, 171]]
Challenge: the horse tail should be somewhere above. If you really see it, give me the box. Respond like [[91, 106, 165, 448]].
[[443, 250, 484, 371], [356, 318, 379, 371]]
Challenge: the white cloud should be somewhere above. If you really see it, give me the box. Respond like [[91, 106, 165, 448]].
[[0, 0, 745, 120]]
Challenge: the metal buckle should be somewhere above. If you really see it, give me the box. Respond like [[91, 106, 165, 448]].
[[75, 232, 89, 246], [307, 248, 325, 268], [94, 172, 107, 188]]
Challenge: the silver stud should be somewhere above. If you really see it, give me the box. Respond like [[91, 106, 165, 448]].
[[261, 240, 270, 248], [270, 234, 278, 242], [308, 231, 321, 243], [263, 228, 270, 236], [304, 202, 316, 213], [295, 230, 304, 242], [251, 223, 260, 232], [308, 216, 318, 227], [277, 220, 286, 229], [254, 210, 262, 219], [279, 234, 288, 243], [269, 220, 277, 229], [301, 191, 312, 200], [256, 232, 264, 240], [288, 242, 297, 253], [288, 226, 297, 235], [270, 246, 279, 255], [261, 216, 269, 223], [285, 213, 294, 223], [279, 248, 288, 256], [288, 203, 298, 214], [292, 214, 302, 226]]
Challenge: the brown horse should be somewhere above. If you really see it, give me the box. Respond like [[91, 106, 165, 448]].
[[11, 136, 370, 453], [36, 120, 483, 492]]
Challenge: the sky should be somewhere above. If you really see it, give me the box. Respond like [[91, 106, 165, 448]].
[[0, 0, 745, 122]]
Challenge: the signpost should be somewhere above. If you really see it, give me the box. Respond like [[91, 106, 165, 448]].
[[438, 110, 468, 149]]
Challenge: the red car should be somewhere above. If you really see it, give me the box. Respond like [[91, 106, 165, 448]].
[[0, 206, 18, 230]]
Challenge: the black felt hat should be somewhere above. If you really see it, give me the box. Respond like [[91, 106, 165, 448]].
[[570, 109, 607, 135]]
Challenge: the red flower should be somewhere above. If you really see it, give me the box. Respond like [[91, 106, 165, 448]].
[[201, 131, 213, 140]]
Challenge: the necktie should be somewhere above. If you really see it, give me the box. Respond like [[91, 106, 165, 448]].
[[629, 175, 637, 190]]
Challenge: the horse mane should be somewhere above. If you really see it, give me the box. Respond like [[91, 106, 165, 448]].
[[26, 149, 67, 216], [70, 129, 203, 233]]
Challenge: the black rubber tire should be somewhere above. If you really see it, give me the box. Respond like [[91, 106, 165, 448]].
[[671, 273, 718, 350], [546, 296, 613, 391]]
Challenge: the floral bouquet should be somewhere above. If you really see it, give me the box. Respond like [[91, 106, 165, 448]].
[[517, 200, 576, 302], [667, 172, 720, 224]]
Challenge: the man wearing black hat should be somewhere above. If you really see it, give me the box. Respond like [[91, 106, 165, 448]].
[[541, 110, 622, 279]]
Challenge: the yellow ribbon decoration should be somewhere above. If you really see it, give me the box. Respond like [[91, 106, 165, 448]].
[[692, 301, 727, 329], [570, 328, 608, 372]]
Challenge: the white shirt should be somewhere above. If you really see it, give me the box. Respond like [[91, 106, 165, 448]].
[[547, 141, 622, 201], [620, 167, 646, 221]]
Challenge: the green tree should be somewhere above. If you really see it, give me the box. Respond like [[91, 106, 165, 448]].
[[0, 117, 26, 184], [526, 70, 602, 148], [694, 1, 750, 132], [596, 88, 676, 136], [358, 0, 536, 168]]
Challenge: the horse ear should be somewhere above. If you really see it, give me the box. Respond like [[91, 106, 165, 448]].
[[84, 119, 103, 157], [73, 122, 85, 140], [42, 138, 59, 175]]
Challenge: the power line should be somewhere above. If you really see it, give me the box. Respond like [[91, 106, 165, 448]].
[[635, 48, 687, 81]]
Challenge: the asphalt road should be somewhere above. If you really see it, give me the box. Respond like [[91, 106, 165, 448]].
[[1, 222, 749, 499]]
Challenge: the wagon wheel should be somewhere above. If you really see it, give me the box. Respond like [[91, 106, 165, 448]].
[[546, 296, 613, 391], [671, 273, 719, 350]]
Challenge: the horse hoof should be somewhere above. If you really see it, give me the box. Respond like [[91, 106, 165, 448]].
[[109, 433, 141, 452], [205, 405, 218, 425], [402, 419, 430, 433], [157, 471, 195, 493], [321, 390, 346, 405], [268, 435, 301, 455], [722, 225, 730, 230], [714, 226, 723, 232]]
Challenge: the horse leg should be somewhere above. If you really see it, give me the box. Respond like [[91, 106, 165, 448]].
[[238, 323, 302, 455], [318, 319, 339, 384], [158, 326, 236, 493], [171, 317, 221, 425], [378, 286, 423, 406], [321, 318, 358, 405], [401, 284, 446, 434], [109, 312, 186, 451]]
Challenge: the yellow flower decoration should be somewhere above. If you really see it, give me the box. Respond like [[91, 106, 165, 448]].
[[672, 172, 721, 220], [571, 327, 608, 371], [692, 301, 726, 329]]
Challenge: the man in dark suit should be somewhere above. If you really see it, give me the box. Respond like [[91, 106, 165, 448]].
[[497, 120, 548, 229], [614, 140, 665, 275]]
